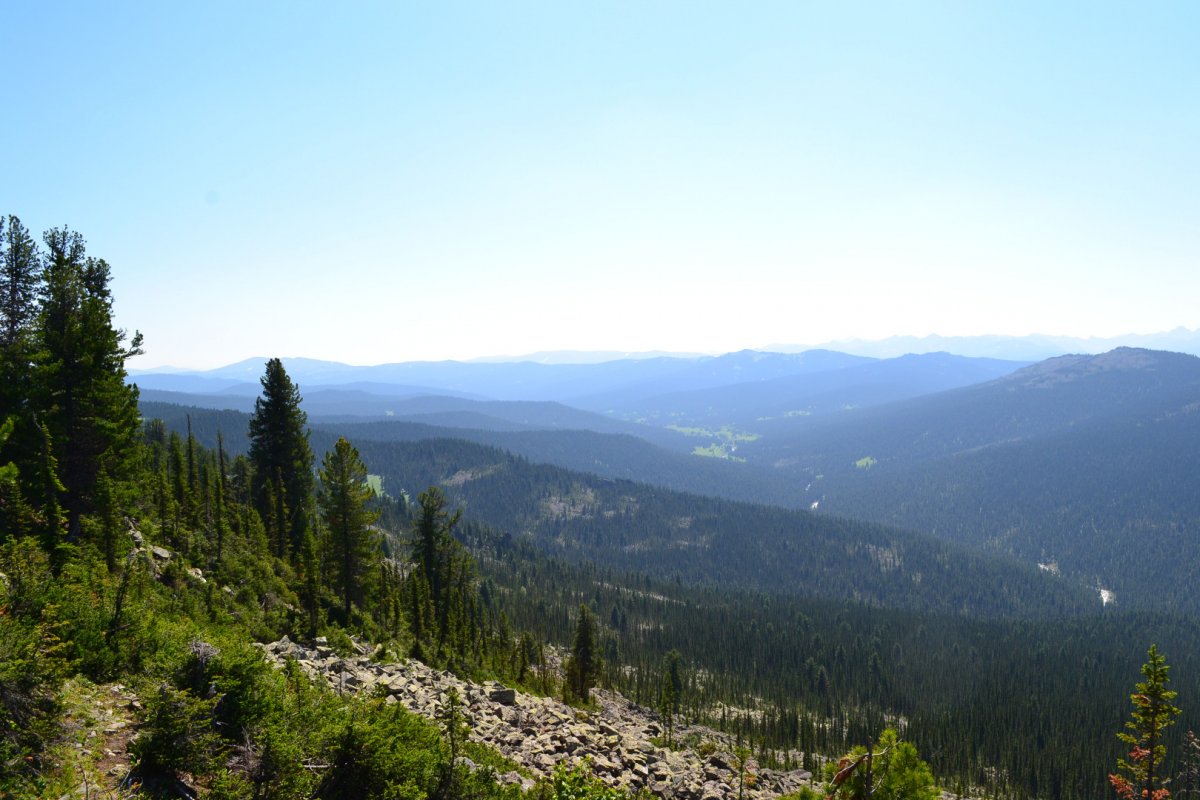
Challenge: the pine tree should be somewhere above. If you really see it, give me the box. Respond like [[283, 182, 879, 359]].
[[0, 216, 41, 423], [1176, 731, 1200, 800], [408, 486, 464, 652], [411, 487, 461, 612], [1111, 645, 1182, 800], [33, 227, 142, 544], [659, 649, 683, 746], [824, 728, 938, 800], [565, 604, 601, 703], [318, 437, 380, 618], [247, 358, 314, 558]]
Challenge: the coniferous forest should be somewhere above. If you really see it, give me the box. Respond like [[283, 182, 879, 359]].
[[4, 215, 1200, 800]]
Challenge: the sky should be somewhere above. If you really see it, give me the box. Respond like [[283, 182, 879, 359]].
[[4, 1, 1198, 369]]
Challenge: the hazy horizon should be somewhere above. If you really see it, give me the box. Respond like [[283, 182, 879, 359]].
[[125, 326, 1200, 373]]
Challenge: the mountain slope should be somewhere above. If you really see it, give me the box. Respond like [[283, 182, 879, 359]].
[[350, 436, 1092, 618], [744, 348, 1200, 473], [133, 350, 876, 403], [317, 419, 809, 508], [742, 348, 1200, 611]]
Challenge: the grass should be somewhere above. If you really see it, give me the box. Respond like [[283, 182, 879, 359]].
[[462, 739, 532, 778], [668, 424, 760, 443], [692, 445, 747, 463], [366, 474, 387, 497]]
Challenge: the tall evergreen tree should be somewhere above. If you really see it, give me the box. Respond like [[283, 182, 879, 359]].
[[659, 649, 683, 745], [0, 215, 40, 352], [318, 437, 380, 618], [247, 358, 313, 558], [34, 226, 142, 543], [411, 487, 462, 622], [406, 487, 481, 658], [565, 604, 601, 704], [1111, 645, 1181, 800], [0, 216, 43, 499]]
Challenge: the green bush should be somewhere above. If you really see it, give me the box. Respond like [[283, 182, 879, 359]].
[[132, 682, 226, 779], [314, 699, 443, 800], [823, 728, 937, 800], [0, 538, 69, 796], [532, 760, 631, 800]]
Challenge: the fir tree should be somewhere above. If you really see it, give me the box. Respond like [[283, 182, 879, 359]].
[[1111, 645, 1181, 800], [33, 227, 142, 544], [0, 216, 40, 427], [247, 358, 313, 558], [411, 487, 461, 614], [318, 437, 380, 619], [659, 649, 683, 746], [565, 604, 601, 703]]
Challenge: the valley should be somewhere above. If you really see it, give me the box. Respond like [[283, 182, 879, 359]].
[[121, 343, 1200, 799]]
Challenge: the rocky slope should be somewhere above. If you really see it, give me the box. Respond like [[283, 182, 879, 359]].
[[257, 637, 816, 799]]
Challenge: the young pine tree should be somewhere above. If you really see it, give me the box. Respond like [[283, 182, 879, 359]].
[[1111, 645, 1182, 800], [824, 728, 938, 800]]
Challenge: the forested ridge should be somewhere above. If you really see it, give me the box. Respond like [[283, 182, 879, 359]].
[[141, 403, 1094, 618], [3, 216, 1197, 800], [137, 401, 809, 511], [737, 349, 1200, 613]]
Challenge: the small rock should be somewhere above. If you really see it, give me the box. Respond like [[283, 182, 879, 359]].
[[489, 685, 517, 705]]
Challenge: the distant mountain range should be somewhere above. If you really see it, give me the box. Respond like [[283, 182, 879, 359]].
[[129, 348, 1028, 410], [130, 328, 1200, 382], [773, 327, 1200, 360]]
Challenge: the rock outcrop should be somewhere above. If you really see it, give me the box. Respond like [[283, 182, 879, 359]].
[[256, 637, 815, 799]]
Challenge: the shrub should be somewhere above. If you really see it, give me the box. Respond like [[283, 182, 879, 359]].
[[132, 682, 225, 779], [314, 700, 442, 800]]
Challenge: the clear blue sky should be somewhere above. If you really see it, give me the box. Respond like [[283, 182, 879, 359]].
[[4, 1, 1198, 368]]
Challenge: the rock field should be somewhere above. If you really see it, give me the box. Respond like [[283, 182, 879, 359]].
[[257, 636, 816, 799]]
